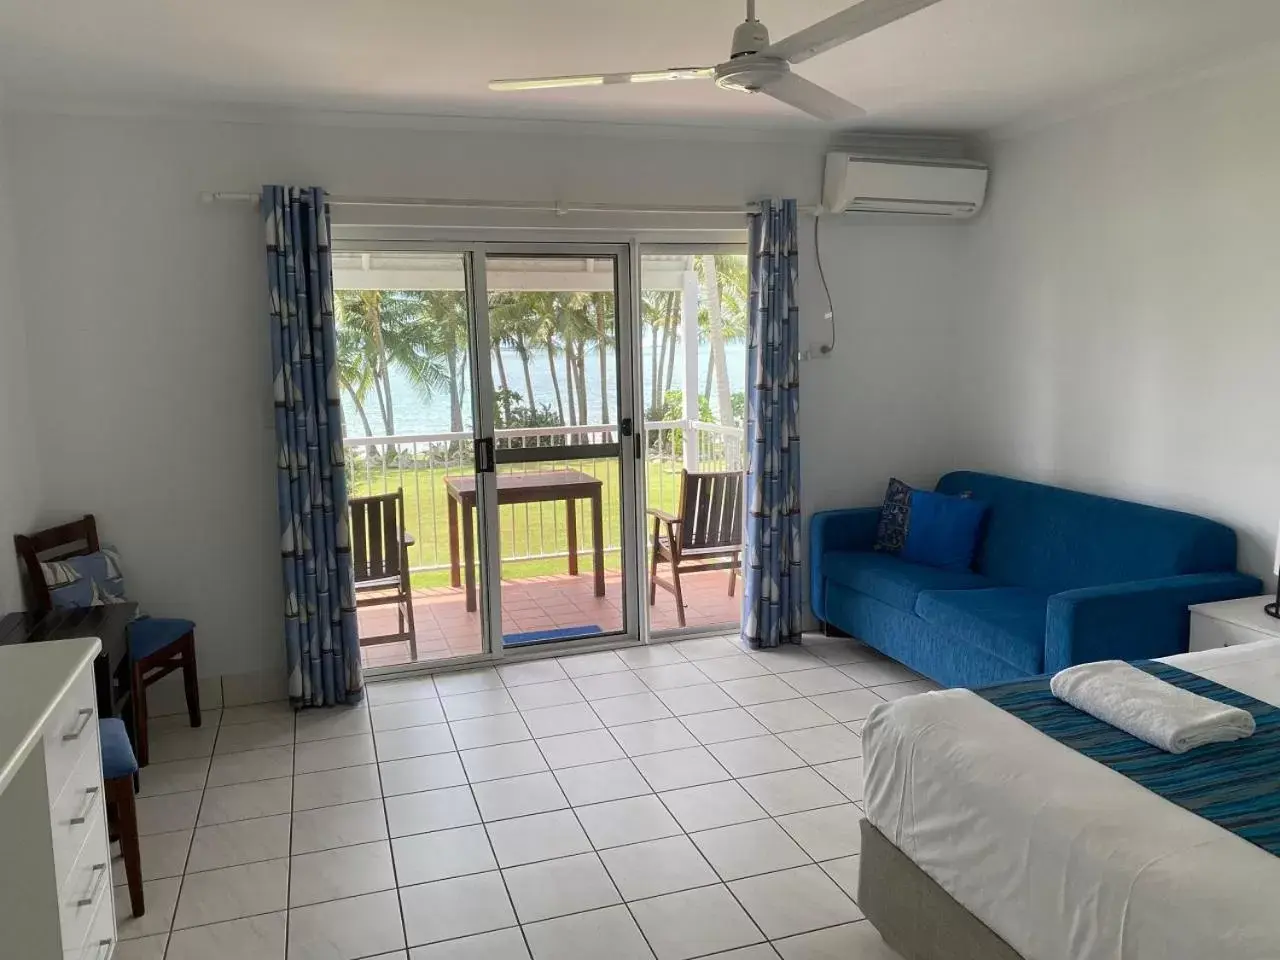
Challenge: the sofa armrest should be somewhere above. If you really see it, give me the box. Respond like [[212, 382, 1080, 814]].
[[1044, 571, 1264, 673], [809, 507, 881, 622]]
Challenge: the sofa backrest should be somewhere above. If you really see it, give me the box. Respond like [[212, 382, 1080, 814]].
[[934, 471, 1239, 592]]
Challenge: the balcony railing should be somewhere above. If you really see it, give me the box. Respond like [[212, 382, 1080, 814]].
[[344, 421, 744, 576]]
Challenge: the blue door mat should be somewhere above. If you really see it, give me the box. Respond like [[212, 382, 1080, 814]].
[[503, 625, 602, 647]]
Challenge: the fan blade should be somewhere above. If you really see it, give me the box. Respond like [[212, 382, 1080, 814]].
[[765, 0, 944, 65], [761, 73, 866, 122], [490, 67, 713, 91]]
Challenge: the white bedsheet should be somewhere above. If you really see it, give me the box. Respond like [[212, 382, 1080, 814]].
[[862, 642, 1280, 960]]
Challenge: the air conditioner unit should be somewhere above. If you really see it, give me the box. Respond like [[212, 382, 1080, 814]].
[[821, 153, 989, 219]]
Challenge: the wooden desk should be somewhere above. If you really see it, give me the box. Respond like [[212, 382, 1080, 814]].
[[445, 470, 606, 612]]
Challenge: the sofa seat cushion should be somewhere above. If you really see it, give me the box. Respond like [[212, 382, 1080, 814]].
[[914, 587, 1050, 675], [823, 551, 993, 614]]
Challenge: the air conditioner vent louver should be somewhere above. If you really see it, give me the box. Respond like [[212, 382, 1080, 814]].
[[822, 153, 989, 219]]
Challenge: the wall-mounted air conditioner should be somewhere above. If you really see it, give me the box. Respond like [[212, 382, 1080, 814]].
[[821, 153, 989, 219]]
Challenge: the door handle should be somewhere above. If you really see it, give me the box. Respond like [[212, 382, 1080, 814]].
[[619, 418, 633, 437], [476, 437, 495, 474]]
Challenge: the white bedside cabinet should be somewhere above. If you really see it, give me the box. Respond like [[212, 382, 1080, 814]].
[[1188, 595, 1280, 652], [0, 637, 115, 960]]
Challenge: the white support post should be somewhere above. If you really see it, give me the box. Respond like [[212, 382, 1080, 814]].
[[681, 266, 701, 473]]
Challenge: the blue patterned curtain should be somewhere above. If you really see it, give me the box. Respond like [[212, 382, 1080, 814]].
[[264, 186, 361, 706], [742, 199, 802, 649]]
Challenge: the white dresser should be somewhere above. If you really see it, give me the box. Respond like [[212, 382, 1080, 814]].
[[1188, 595, 1280, 652], [0, 637, 116, 959]]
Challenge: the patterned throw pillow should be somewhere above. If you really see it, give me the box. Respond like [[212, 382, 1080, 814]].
[[873, 478, 914, 554], [873, 479, 988, 570], [40, 548, 130, 609]]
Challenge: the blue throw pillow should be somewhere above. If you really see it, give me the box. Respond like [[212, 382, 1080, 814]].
[[40, 548, 130, 609], [874, 479, 988, 570]]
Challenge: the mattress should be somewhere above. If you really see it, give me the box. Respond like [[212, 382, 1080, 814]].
[[862, 642, 1280, 960]]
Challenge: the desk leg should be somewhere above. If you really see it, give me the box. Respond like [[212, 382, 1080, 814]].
[[447, 496, 461, 590], [566, 499, 579, 577], [463, 502, 477, 613], [591, 490, 605, 598]]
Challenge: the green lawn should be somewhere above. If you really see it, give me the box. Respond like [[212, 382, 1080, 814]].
[[347, 452, 727, 590]]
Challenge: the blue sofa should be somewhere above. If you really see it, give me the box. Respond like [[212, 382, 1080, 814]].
[[810, 471, 1263, 688]]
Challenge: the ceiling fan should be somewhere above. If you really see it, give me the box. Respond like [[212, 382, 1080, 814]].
[[489, 0, 943, 123]]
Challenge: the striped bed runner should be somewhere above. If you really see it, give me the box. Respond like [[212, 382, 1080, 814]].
[[978, 661, 1280, 857]]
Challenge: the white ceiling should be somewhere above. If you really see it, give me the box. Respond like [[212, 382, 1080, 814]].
[[2, 0, 1279, 131]]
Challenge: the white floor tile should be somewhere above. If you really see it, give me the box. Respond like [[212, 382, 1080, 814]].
[[553, 758, 651, 806], [773, 921, 899, 960], [674, 637, 746, 661], [572, 670, 649, 701], [746, 699, 845, 735], [292, 798, 388, 855], [214, 717, 294, 755], [718, 676, 803, 707], [600, 835, 719, 901], [113, 933, 169, 959], [778, 667, 863, 697], [776, 804, 863, 861], [707, 736, 805, 778], [616, 645, 688, 668], [136, 757, 210, 798], [610, 718, 698, 757], [219, 702, 290, 726], [695, 657, 770, 683], [186, 814, 291, 873], [702, 948, 780, 960], [472, 771, 568, 821], [295, 733, 377, 774], [288, 889, 406, 960], [295, 706, 371, 743], [113, 829, 190, 885], [820, 855, 860, 903], [558, 649, 630, 678], [633, 746, 730, 792], [808, 690, 884, 723], [399, 871, 517, 946], [690, 819, 810, 881], [679, 708, 770, 745], [655, 684, 737, 716], [432, 667, 503, 697], [290, 839, 396, 907], [635, 663, 707, 691], [164, 911, 286, 960], [374, 723, 457, 762], [117, 876, 181, 940], [148, 725, 219, 763], [293, 764, 382, 811], [367, 676, 438, 705], [738, 768, 847, 816], [442, 689, 518, 721], [385, 785, 481, 837], [485, 809, 591, 867], [630, 884, 763, 960], [575, 795, 681, 848], [498, 660, 570, 687], [409, 927, 530, 960], [136, 790, 203, 836], [659, 781, 767, 833], [449, 713, 531, 750], [523, 904, 654, 960], [871, 679, 939, 700], [838, 660, 920, 687], [777, 725, 862, 765], [393, 825, 497, 886], [380, 752, 468, 796], [748, 647, 826, 674], [460, 741, 549, 782], [520, 702, 603, 738], [503, 852, 621, 923], [173, 857, 289, 929], [371, 699, 447, 732], [730, 865, 862, 939], [198, 777, 292, 826], [845, 719, 865, 736], [509, 679, 584, 711], [814, 758, 864, 802], [206, 746, 294, 788], [591, 692, 672, 726], [536, 729, 625, 769]]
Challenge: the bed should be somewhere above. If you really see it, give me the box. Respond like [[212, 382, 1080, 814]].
[[860, 641, 1280, 960]]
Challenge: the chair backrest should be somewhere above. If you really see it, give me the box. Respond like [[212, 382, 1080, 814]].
[[349, 490, 406, 584], [14, 514, 101, 614], [678, 470, 744, 552]]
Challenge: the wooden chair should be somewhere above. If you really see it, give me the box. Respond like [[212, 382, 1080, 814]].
[[350, 489, 418, 660], [100, 718, 143, 917], [14, 515, 200, 767], [649, 469, 745, 628]]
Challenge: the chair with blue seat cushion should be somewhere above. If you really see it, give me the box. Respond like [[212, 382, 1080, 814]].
[[14, 514, 202, 767], [99, 718, 144, 918]]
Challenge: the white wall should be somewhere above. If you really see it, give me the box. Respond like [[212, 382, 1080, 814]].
[[0, 110, 968, 677], [0, 110, 40, 612], [962, 50, 1280, 582]]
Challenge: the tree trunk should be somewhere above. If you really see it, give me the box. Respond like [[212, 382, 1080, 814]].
[[563, 336, 578, 444], [701, 255, 734, 429], [649, 315, 662, 415], [343, 384, 377, 460], [592, 294, 610, 438], [662, 296, 680, 396], [492, 345, 512, 425], [444, 348, 464, 433], [573, 339, 589, 432], [545, 341, 565, 425], [703, 350, 713, 405], [516, 335, 536, 419]]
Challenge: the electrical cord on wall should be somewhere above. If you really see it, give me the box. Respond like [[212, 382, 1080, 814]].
[[814, 214, 836, 355]]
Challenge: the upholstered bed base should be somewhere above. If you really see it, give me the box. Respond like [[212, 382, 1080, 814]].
[[858, 819, 1026, 960]]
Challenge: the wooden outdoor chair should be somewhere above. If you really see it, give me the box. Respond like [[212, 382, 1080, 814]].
[[350, 489, 418, 660], [649, 469, 745, 628]]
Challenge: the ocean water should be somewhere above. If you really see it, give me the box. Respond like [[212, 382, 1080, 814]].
[[342, 337, 747, 437]]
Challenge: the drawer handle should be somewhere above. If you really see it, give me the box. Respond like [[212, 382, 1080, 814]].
[[62, 708, 95, 742], [76, 863, 108, 907], [68, 786, 100, 826], [92, 939, 112, 960]]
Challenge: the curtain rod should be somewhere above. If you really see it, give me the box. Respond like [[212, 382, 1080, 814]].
[[200, 191, 765, 216]]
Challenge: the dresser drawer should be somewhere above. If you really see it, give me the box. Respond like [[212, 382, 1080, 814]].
[[70, 880, 115, 960], [44, 667, 98, 801], [59, 814, 112, 953], [51, 742, 106, 889]]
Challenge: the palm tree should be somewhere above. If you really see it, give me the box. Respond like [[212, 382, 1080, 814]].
[[696, 255, 749, 419]]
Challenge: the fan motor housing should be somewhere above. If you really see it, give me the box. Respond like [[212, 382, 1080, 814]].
[[729, 19, 771, 58], [715, 57, 789, 93]]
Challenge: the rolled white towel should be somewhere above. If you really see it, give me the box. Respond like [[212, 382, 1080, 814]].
[[1049, 660, 1256, 754]]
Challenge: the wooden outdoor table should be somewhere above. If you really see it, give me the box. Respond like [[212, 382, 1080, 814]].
[[445, 470, 606, 612]]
